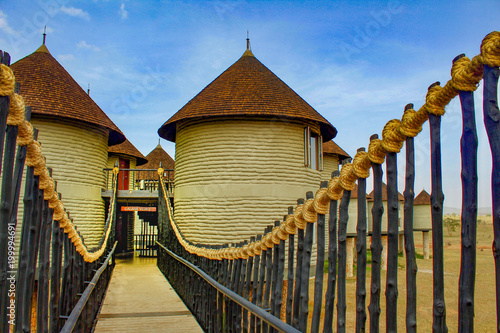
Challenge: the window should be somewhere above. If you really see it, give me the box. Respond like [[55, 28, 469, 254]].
[[304, 126, 323, 171]]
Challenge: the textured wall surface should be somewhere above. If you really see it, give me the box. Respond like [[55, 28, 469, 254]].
[[413, 204, 432, 230], [31, 117, 109, 247], [321, 154, 339, 181], [174, 119, 323, 244]]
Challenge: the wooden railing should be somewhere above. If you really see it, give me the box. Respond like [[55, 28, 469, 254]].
[[156, 32, 500, 332], [104, 167, 174, 193], [0, 50, 118, 333]]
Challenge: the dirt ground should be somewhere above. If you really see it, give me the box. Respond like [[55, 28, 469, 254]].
[[306, 215, 497, 332]]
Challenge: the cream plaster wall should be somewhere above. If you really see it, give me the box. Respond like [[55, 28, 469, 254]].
[[174, 119, 322, 244], [29, 117, 109, 247]]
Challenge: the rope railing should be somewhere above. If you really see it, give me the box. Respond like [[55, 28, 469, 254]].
[[158, 30, 500, 261], [0, 63, 119, 263]]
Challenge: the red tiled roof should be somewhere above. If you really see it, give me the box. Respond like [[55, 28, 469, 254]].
[[323, 140, 350, 161], [414, 189, 431, 205], [108, 139, 148, 166], [10, 45, 125, 145], [158, 49, 337, 142]]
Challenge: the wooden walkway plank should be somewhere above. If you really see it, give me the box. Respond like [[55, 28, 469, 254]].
[[94, 256, 202, 333]]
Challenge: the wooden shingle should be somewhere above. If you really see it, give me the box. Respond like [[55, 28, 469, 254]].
[[323, 140, 350, 161], [158, 49, 337, 142]]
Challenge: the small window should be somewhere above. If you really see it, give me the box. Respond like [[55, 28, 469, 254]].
[[304, 126, 323, 171]]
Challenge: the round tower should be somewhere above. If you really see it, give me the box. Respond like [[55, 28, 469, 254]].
[[11, 43, 125, 247], [158, 44, 337, 244]]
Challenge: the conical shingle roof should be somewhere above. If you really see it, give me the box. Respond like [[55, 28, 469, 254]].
[[138, 142, 175, 170], [323, 140, 350, 161], [11, 45, 125, 145], [158, 49, 337, 142], [414, 190, 431, 205], [108, 139, 148, 166]]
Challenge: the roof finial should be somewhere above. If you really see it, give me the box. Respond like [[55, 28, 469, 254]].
[[43, 26, 47, 45], [87, 83, 90, 95], [246, 30, 251, 51]]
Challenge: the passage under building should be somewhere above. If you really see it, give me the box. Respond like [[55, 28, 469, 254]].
[[158, 42, 338, 244]]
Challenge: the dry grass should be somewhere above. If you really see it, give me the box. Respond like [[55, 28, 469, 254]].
[[305, 215, 496, 332]]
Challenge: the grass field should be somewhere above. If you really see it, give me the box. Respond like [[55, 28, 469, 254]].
[[306, 215, 497, 332]]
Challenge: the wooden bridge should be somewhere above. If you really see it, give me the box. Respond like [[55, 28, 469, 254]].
[[94, 256, 202, 332], [0, 32, 500, 333]]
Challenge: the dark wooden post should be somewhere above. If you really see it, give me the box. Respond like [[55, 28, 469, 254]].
[[271, 220, 280, 322], [337, 188, 351, 333], [0, 81, 20, 333], [256, 228, 269, 333], [356, 150, 368, 332], [429, 82, 448, 332], [368, 135, 384, 333], [292, 199, 305, 329], [262, 226, 274, 333], [37, 187, 54, 333], [323, 171, 340, 333], [15, 128, 42, 331], [0, 84, 21, 331], [50, 207, 64, 333], [482, 63, 500, 332], [386, 149, 399, 331], [311, 181, 328, 333], [299, 191, 315, 333], [273, 217, 286, 327], [251, 234, 262, 333], [243, 237, 255, 332], [0, 50, 11, 173], [404, 104, 418, 333], [285, 207, 295, 326]]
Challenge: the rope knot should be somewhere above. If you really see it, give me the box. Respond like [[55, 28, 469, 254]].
[[381, 119, 405, 153], [302, 198, 317, 223], [7, 94, 25, 126], [17, 121, 34, 146], [450, 56, 483, 91], [284, 214, 297, 234], [313, 188, 330, 215], [480, 31, 500, 68], [339, 163, 356, 191], [326, 176, 343, 201], [367, 138, 386, 164], [352, 150, 371, 178], [293, 205, 307, 229], [425, 83, 457, 116], [400, 108, 427, 137], [0, 64, 15, 96]]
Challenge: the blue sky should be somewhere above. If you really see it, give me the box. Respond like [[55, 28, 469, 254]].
[[0, 0, 499, 209]]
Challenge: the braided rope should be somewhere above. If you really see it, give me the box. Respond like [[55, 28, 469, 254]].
[[0, 64, 15, 96], [1, 65, 119, 263], [157, 31, 500, 261]]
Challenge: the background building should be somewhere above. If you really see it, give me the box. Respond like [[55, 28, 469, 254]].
[[11, 42, 125, 247], [158, 44, 337, 244]]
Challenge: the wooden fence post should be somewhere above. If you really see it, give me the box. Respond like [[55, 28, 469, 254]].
[[323, 171, 340, 333], [403, 104, 418, 333], [428, 82, 448, 332]]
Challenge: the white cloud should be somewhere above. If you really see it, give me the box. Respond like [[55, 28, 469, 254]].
[[60, 6, 90, 21], [77, 41, 101, 52], [0, 10, 18, 35], [58, 54, 75, 61], [119, 3, 128, 20]]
